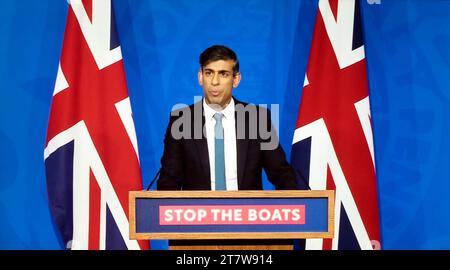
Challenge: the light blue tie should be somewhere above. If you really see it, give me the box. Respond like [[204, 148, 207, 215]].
[[214, 113, 226, 190]]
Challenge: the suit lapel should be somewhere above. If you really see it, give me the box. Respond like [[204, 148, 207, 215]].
[[193, 101, 211, 186], [194, 136, 210, 184], [236, 137, 248, 188], [235, 99, 248, 187]]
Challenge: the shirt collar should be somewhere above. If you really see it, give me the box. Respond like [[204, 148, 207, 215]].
[[203, 98, 235, 121]]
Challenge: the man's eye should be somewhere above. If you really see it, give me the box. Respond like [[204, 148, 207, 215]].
[[220, 73, 230, 78], [204, 71, 212, 76]]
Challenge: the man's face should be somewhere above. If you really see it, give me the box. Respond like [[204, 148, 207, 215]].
[[198, 59, 241, 109]]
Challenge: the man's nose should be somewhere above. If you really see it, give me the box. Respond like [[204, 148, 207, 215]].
[[211, 73, 219, 85]]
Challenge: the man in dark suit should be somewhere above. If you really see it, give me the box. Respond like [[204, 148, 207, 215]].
[[157, 45, 308, 191]]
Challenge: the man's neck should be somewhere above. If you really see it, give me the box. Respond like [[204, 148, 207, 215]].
[[205, 99, 231, 112]]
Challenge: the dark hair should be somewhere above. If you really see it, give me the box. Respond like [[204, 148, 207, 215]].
[[199, 45, 240, 74]]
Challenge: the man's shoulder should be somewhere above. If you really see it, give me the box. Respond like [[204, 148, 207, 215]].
[[169, 100, 201, 118], [169, 97, 269, 117], [234, 98, 270, 115]]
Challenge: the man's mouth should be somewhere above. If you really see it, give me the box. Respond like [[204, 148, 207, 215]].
[[209, 90, 221, 97]]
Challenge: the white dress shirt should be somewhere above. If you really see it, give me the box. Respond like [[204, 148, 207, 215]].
[[203, 98, 238, 190]]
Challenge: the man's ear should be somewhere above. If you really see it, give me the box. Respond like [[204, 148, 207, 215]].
[[198, 69, 204, 86], [233, 72, 241, 88]]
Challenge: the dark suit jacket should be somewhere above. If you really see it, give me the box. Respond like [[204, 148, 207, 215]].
[[157, 97, 308, 191]]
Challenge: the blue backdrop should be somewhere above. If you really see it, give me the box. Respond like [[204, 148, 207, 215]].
[[1, 0, 450, 250]]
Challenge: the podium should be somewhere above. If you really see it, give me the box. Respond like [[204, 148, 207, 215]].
[[129, 190, 334, 250]]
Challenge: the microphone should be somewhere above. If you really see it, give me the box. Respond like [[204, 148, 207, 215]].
[[146, 167, 162, 191]]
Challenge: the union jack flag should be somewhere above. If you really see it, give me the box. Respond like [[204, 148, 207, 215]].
[[291, 0, 381, 249], [44, 0, 149, 250]]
